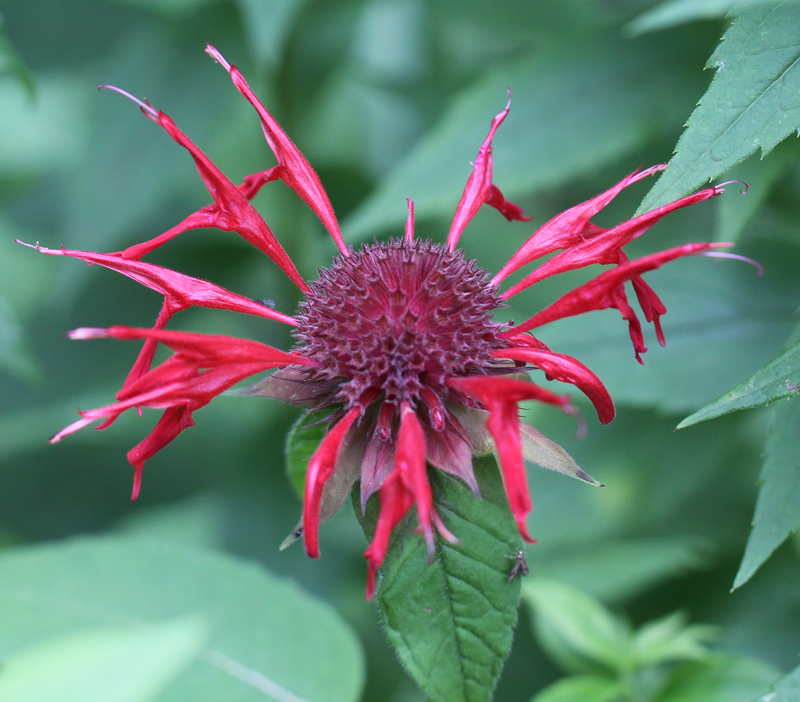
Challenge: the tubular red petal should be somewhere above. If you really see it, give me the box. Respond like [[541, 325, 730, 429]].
[[120, 209, 216, 261], [447, 93, 530, 251], [397, 404, 435, 559], [127, 405, 194, 501], [208, 46, 347, 255], [447, 376, 537, 542], [485, 184, 532, 223], [115, 299, 172, 404], [155, 112, 309, 291], [303, 406, 362, 558], [490, 348, 615, 425], [405, 198, 415, 245], [492, 164, 665, 285], [501, 185, 722, 299], [77, 363, 283, 421], [31, 244, 298, 326], [363, 471, 414, 600], [101, 326, 317, 369], [504, 242, 730, 341], [119, 168, 284, 261]]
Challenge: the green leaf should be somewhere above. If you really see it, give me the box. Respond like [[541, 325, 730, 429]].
[[752, 664, 800, 702], [638, 2, 800, 213], [529, 674, 624, 702], [0, 536, 365, 702], [0, 618, 206, 702], [522, 579, 630, 675], [285, 408, 330, 500], [625, 0, 779, 37], [118, 494, 227, 550], [344, 39, 703, 241], [357, 455, 522, 702], [733, 398, 800, 588], [655, 655, 780, 702], [678, 338, 800, 429], [630, 611, 715, 668]]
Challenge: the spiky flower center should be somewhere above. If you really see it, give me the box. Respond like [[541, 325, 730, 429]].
[[294, 240, 508, 411]]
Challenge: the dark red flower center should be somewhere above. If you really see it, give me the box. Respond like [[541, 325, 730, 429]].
[[294, 239, 509, 414]]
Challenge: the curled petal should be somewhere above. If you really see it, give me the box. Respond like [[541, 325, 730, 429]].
[[493, 164, 665, 285], [447, 92, 530, 251], [363, 471, 414, 600], [501, 185, 723, 298], [95, 326, 316, 370], [55, 326, 311, 499], [504, 242, 732, 358], [127, 406, 194, 501], [491, 348, 615, 425], [447, 376, 542, 542], [396, 404, 435, 559], [99, 85, 307, 288], [207, 44, 347, 255], [120, 167, 284, 261], [303, 406, 362, 558], [63, 362, 277, 498], [22, 243, 298, 326], [154, 112, 308, 291]]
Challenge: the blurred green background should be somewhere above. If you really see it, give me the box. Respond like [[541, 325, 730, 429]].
[[1, 0, 799, 700]]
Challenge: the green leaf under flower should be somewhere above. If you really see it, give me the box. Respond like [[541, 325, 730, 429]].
[[356, 455, 522, 702], [638, 2, 800, 213]]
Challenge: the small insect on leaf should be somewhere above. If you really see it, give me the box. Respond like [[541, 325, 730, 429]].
[[506, 549, 529, 582]]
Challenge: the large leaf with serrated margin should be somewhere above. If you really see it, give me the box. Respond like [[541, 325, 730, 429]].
[[752, 664, 800, 702], [733, 398, 800, 588], [625, 0, 780, 37], [678, 337, 800, 428], [356, 455, 522, 702], [638, 2, 800, 213]]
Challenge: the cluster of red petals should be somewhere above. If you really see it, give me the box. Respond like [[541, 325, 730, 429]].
[[30, 46, 741, 598]]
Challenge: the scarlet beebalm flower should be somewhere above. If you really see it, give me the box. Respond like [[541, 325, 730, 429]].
[[26, 45, 750, 599]]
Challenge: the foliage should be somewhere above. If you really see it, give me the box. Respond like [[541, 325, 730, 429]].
[[1, 0, 800, 700], [523, 579, 779, 702]]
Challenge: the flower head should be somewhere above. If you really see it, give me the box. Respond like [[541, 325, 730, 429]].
[[28, 46, 746, 599]]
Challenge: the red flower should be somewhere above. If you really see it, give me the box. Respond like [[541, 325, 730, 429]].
[[27, 46, 744, 599]]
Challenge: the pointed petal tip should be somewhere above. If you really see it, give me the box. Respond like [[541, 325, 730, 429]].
[[66, 327, 109, 340], [205, 44, 231, 71], [130, 463, 143, 502], [49, 416, 95, 444], [99, 85, 158, 119], [365, 568, 377, 601], [717, 179, 750, 194], [17, 239, 64, 255], [696, 250, 763, 276]]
